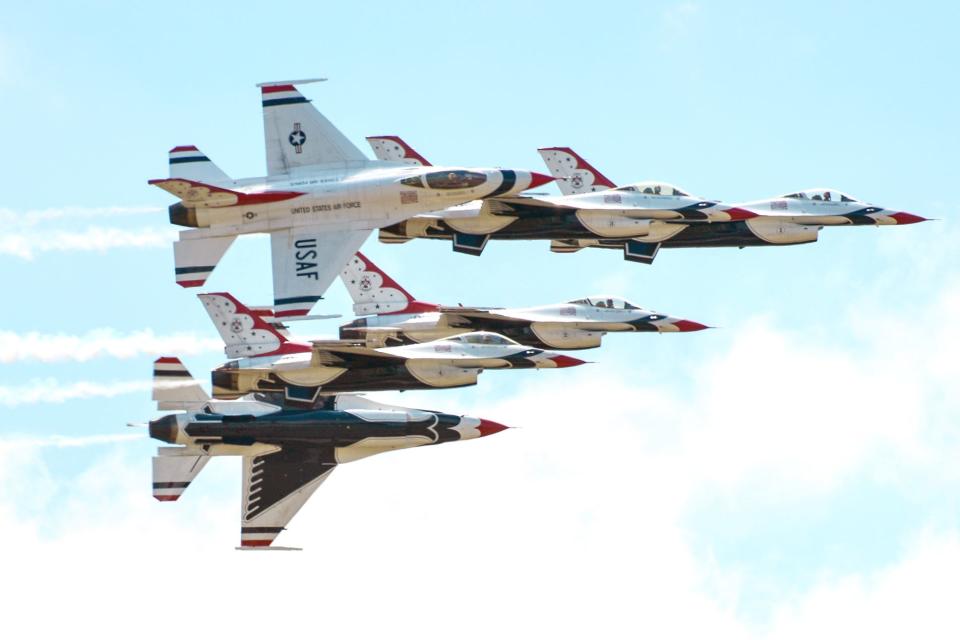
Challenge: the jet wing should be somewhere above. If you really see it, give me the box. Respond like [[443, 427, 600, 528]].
[[270, 226, 371, 318], [240, 445, 337, 548], [309, 341, 410, 368], [259, 80, 369, 175]]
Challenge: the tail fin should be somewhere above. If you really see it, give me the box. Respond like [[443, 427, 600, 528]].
[[537, 147, 616, 195], [168, 145, 231, 183], [340, 252, 439, 316], [366, 136, 432, 166], [153, 357, 210, 410], [153, 448, 210, 502], [259, 79, 369, 175], [197, 292, 311, 358]]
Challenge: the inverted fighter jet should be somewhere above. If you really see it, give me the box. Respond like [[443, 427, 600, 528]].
[[149, 80, 552, 317], [337, 252, 708, 349], [374, 142, 927, 264], [145, 357, 509, 549], [197, 293, 585, 404]]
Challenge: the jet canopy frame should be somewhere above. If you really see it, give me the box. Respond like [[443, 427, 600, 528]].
[[780, 188, 863, 203], [568, 296, 642, 310], [445, 332, 520, 346], [613, 181, 694, 197]]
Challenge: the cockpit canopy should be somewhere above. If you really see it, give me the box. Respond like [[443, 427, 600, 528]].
[[614, 181, 692, 197], [780, 188, 862, 203], [447, 332, 519, 346], [568, 296, 641, 310], [401, 170, 487, 190]]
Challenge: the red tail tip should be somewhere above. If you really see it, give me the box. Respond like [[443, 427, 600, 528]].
[[674, 319, 710, 332], [549, 354, 587, 368], [477, 419, 510, 437], [889, 212, 927, 225], [527, 172, 556, 190]]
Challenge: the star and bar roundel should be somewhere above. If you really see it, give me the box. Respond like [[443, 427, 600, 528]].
[[289, 123, 306, 154]]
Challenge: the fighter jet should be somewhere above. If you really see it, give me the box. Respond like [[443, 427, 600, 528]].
[[375, 142, 927, 264], [337, 252, 708, 349], [145, 357, 509, 549], [149, 80, 553, 317], [197, 292, 585, 404]]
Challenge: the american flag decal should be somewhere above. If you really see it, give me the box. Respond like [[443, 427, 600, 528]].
[[771, 200, 788, 210], [400, 190, 418, 205], [603, 194, 622, 204]]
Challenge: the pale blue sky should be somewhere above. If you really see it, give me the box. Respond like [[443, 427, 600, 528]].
[[1, 2, 958, 636]]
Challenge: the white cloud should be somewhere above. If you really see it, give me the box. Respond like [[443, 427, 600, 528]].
[[0, 379, 149, 407], [764, 532, 960, 639], [0, 237, 957, 637], [0, 226, 176, 259], [0, 328, 220, 363]]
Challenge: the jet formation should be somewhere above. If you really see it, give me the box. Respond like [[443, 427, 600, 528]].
[[373, 140, 926, 264], [141, 80, 928, 548]]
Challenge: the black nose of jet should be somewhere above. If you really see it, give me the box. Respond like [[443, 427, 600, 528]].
[[149, 414, 179, 443]]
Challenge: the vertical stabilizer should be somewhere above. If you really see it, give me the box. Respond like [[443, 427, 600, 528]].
[[538, 147, 616, 195], [197, 292, 310, 359], [340, 252, 438, 316], [366, 136, 432, 166], [153, 357, 210, 410]]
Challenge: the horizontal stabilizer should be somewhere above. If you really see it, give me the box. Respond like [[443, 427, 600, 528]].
[[148, 177, 304, 208], [153, 448, 210, 501], [173, 235, 236, 288], [153, 357, 210, 410], [168, 146, 230, 183]]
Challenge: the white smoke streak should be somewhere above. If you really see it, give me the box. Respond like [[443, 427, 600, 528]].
[[0, 433, 141, 452], [0, 205, 163, 228], [0, 329, 221, 363], [0, 379, 150, 407], [0, 226, 177, 259]]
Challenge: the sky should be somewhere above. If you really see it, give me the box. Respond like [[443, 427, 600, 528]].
[[1, 1, 959, 637]]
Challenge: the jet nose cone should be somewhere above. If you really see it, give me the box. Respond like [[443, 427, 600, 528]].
[[527, 172, 556, 190], [477, 419, 510, 437], [889, 212, 928, 225], [673, 319, 710, 332], [548, 354, 588, 368]]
